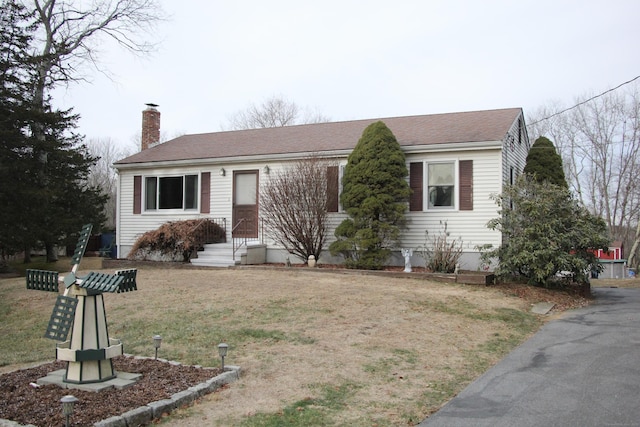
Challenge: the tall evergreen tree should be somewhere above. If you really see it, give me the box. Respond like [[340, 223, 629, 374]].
[[523, 136, 568, 187], [24, 103, 107, 261], [0, 0, 106, 263], [0, 0, 38, 261], [329, 121, 411, 269]]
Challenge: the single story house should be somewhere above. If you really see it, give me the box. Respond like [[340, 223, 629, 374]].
[[113, 106, 530, 269]]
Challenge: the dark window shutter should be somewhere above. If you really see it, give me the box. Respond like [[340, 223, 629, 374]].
[[459, 160, 473, 211], [409, 162, 423, 211], [326, 166, 339, 212], [200, 172, 211, 214], [133, 175, 142, 214]]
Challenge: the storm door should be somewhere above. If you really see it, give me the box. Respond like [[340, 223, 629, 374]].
[[232, 170, 258, 238]]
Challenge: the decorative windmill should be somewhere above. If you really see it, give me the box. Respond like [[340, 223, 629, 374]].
[[26, 224, 137, 384]]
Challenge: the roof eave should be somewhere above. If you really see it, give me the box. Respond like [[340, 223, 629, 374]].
[[403, 140, 503, 154], [113, 140, 504, 171], [113, 149, 354, 170]]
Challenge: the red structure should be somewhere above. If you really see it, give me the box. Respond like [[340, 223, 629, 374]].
[[592, 241, 624, 261]]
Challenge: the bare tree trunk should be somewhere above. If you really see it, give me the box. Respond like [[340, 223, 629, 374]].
[[45, 241, 58, 262], [23, 247, 31, 264], [628, 220, 640, 270]]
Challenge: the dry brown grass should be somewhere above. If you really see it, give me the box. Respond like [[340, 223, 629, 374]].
[[0, 264, 591, 426], [591, 277, 640, 288], [131, 268, 536, 426]]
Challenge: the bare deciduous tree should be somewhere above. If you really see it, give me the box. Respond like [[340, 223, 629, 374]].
[[131, 129, 185, 151], [19, 0, 163, 261], [528, 83, 640, 270], [86, 138, 135, 229], [224, 95, 330, 130], [29, 0, 164, 99], [629, 221, 640, 270], [260, 155, 336, 263]]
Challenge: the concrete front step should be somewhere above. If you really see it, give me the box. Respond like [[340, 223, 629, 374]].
[[191, 257, 239, 267], [190, 243, 239, 267]]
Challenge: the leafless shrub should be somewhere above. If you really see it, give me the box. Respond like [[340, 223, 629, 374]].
[[260, 155, 337, 262], [417, 221, 463, 273], [128, 219, 224, 262]]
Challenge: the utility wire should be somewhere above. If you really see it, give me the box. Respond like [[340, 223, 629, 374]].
[[527, 75, 640, 127]]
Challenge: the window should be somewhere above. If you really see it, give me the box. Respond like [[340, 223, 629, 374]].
[[409, 160, 473, 212], [184, 175, 198, 209], [428, 163, 455, 208], [145, 177, 157, 209], [144, 174, 198, 211]]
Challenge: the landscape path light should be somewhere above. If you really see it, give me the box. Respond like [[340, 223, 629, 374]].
[[218, 342, 229, 370], [61, 394, 78, 427], [153, 335, 162, 359]]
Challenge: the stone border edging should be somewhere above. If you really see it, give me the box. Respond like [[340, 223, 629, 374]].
[[0, 357, 241, 427], [94, 357, 241, 427]]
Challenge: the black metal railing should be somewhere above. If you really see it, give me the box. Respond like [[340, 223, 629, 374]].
[[232, 218, 263, 260], [191, 218, 227, 253], [232, 219, 247, 260]]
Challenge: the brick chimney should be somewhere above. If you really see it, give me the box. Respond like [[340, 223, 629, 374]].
[[141, 103, 160, 151]]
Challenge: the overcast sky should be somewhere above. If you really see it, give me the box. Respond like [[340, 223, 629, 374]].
[[51, 0, 640, 151]]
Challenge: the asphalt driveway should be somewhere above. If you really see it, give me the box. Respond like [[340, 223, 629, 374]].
[[419, 287, 640, 427]]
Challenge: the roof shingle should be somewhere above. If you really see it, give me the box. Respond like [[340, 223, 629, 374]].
[[115, 107, 522, 166]]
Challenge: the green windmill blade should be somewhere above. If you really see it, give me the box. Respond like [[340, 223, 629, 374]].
[[79, 271, 125, 293], [70, 223, 93, 267], [26, 269, 59, 292], [44, 295, 78, 341], [116, 269, 138, 293]]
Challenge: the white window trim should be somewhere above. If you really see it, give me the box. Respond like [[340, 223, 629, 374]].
[[425, 160, 459, 211], [143, 173, 201, 213]]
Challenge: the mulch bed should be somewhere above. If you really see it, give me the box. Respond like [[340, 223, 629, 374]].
[[493, 282, 593, 312], [0, 356, 222, 427]]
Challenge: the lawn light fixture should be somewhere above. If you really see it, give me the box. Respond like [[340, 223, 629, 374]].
[[218, 342, 229, 370], [219, 167, 226, 177], [153, 335, 162, 359], [61, 395, 78, 427]]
